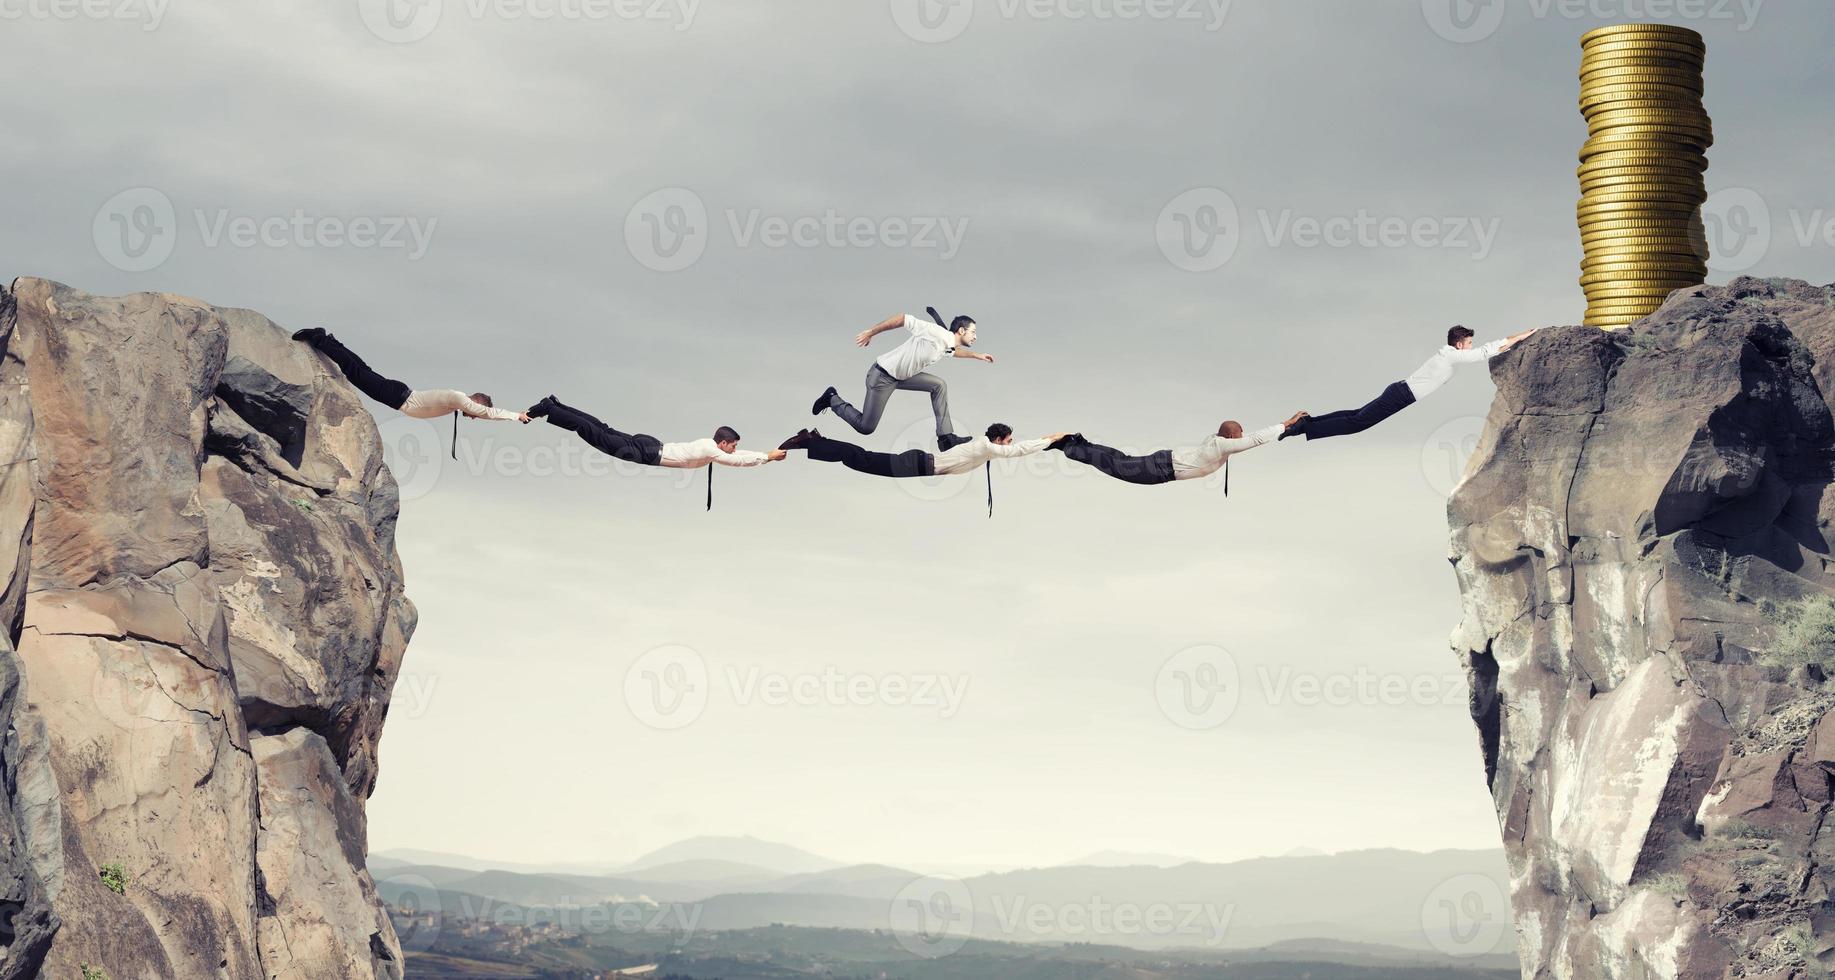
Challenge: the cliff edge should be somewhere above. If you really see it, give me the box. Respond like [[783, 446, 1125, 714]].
[[1452, 278, 1835, 979], [0, 278, 414, 978]]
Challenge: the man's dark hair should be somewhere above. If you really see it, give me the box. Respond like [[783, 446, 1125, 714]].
[[1448, 325, 1476, 346], [985, 423, 1013, 441], [950, 316, 977, 334], [714, 426, 741, 443], [470, 393, 494, 407]]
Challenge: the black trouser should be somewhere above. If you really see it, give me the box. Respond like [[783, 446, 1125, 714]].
[[544, 398, 663, 466], [1305, 380, 1417, 440], [308, 333, 412, 409], [807, 435, 934, 478], [1062, 441, 1176, 486]]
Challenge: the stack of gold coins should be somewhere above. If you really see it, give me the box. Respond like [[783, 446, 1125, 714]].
[[1577, 23, 1712, 329]]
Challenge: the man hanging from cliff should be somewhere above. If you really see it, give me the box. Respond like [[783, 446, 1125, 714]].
[[1283, 326, 1538, 441], [1047, 413, 1305, 493], [528, 396, 785, 509], [291, 328, 530, 426], [809, 307, 995, 452]]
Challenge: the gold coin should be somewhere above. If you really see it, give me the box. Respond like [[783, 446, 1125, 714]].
[[1580, 67, 1703, 85], [1578, 154, 1709, 174], [1587, 113, 1713, 129], [1585, 128, 1713, 147], [1579, 191, 1706, 206], [1578, 204, 1703, 218], [1585, 105, 1710, 120], [1581, 235, 1706, 247], [1580, 135, 1706, 152], [1581, 38, 1706, 57], [1580, 274, 1703, 285], [1581, 225, 1705, 238], [1585, 306, 1663, 315], [1581, 85, 1706, 107], [1580, 177, 1707, 193], [1581, 57, 1705, 76], [1581, 23, 1704, 42], [1583, 101, 1708, 120], [1582, 250, 1708, 263], [1578, 165, 1705, 179]]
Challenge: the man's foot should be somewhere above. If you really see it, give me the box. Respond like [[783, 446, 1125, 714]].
[[1048, 433, 1084, 451], [779, 429, 818, 451], [527, 396, 557, 420], [812, 386, 838, 416], [291, 327, 327, 344], [938, 432, 971, 451]]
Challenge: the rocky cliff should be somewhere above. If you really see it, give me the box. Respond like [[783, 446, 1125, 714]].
[[1451, 278, 1835, 979], [0, 278, 414, 978]]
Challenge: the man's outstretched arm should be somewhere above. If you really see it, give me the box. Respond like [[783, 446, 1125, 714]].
[[952, 347, 995, 363], [854, 314, 909, 348]]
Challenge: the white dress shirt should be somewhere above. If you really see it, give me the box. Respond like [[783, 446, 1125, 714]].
[[1405, 339, 1507, 399], [875, 314, 958, 381], [931, 436, 1050, 476], [659, 438, 771, 469], [1170, 424, 1282, 482], [399, 389, 522, 421]]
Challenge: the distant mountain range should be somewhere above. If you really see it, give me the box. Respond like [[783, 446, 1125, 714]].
[[371, 840, 1515, 959]]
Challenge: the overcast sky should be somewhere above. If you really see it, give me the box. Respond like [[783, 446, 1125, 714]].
[[3, 0, 1831, 873]]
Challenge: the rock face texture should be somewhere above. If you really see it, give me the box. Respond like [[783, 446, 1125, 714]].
[[0, 278, 413, 978], [1451, 278, 1835, 979]]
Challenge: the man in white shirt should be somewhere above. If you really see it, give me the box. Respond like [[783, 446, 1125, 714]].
[[777, 424, 1063, 479], [1051, 413, 1304, 487], [292, 327, 530, 423], [1285, 325, 1537, 441], [527, 396, 784, 469], [811, 309, 995, 451]]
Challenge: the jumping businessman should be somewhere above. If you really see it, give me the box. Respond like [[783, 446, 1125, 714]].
[[1051, 413, 1307, 490], [1284, 325, 1538, 441], [778, 424, 1064, 479], [292, 328, 530, 425], [811, 308, 994, 451]]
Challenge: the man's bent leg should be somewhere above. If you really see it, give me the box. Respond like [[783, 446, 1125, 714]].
[[899, 372, 953, 437], [832, 366, 898, 435]]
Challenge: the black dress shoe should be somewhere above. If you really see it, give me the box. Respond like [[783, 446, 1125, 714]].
[[291, 327, 327, 344], [812, 386, 838, 416], [1279, 416, 1308, 441], [1048, 433, 1087, 451], [779, 429, 815, 451], [527, 396, 556, 419], [938, 432, 972, 451]]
